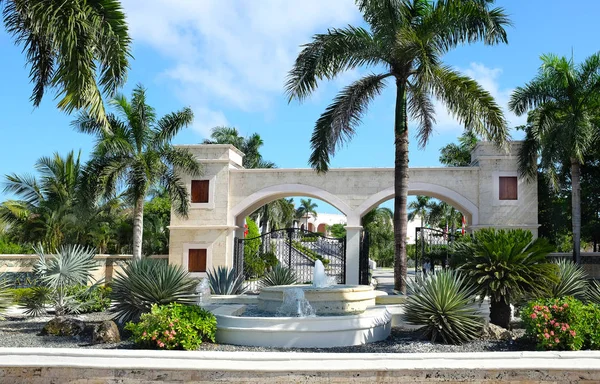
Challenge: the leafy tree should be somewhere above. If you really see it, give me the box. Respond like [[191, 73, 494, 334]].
[[328, 223, 347, 238], [286, 0, 510, 292], [1, 0, 131, 127], [407, 196, 434, 228], [203, 126, 275, 169], [362, 207, 394, 267], [510, 53, 600, 264], [76, 85, 201, 260], [429, 200, 463, 235], [439, 131, 479, 166], [296, 198, 318, 229]]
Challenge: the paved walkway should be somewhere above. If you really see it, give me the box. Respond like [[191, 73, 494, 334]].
[[372, 268, 416, 294]]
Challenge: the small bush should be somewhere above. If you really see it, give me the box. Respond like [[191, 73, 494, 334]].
[[207, 266, 247, 295], [521, 297, 596, 351], [125, 303, 216, 350], [260, 265, 298, 287], [403, 270, 484, 344], [66, 285, 112, 313]]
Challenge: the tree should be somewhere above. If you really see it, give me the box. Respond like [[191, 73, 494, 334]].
[[1, 0, 131, 128], [429, 200, 463, 235], [203, 126, 275, 169], [296, 198, 318, 229], [362, 207, 394, 267], [439, 131, 479, 166], [286, 0, 510, 292], [76, 85, 201, 260], [407, 196, 434, 229], [328, 223, 347, 238], [509, 53, 600, 264]]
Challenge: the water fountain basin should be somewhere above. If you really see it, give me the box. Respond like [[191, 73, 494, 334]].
[[257, 284, 377, 315], [215, 305, 392, 348]]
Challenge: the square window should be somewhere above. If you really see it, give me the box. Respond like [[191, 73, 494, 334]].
[[188, 249, 207, 272], [191, 180, 209, 203], [499, 176, 518, 200]]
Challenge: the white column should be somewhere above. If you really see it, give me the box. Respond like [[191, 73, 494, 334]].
[[345, 226, 362, 285]]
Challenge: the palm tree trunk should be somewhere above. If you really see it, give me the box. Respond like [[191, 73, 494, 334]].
[[394, 80, 409, 294], [261, 205, 269, 234], [132, 194, 145, 260], [490, 298, 511, 328], [571, 159, 582, 264]]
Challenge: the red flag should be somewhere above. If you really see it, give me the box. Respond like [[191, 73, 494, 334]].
[[461, 216, 466, 235], [244, 219, 249, 237]]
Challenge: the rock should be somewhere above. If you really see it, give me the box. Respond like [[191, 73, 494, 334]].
[[481, 323, 514, 341], [92, 320, 121, 344], [41, 317, 85, 336]]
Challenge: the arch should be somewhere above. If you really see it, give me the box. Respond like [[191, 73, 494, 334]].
[[229, 183, 351, 225], [355, 182, 479, 226], [307, 223, 315, 232], [317, 223, 327, 234]]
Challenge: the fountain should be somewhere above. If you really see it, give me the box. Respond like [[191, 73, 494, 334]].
[[214, 260, 391, 348]]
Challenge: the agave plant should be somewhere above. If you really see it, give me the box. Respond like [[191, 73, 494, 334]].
[[110, 258, 198, 323], [588, 281, 600, 306], [207, 266, 247, 295], [457, 228, 558, 328], [403, 270, 483, 345], [550, 259, 588, 299], [0, 275, 12, 319], [29, 244, 99, 316], [260, 265, 298, 287]]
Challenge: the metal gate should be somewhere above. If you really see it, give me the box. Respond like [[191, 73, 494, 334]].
[[358, 230, 370, 285], [234, 228, 346, 284], [414, 227, 456, 275]]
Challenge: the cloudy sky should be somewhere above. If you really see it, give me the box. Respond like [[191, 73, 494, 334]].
[[1, 0, 599, 212]]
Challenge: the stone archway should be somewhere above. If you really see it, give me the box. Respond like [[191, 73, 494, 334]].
[[317, 223, 327, 234]]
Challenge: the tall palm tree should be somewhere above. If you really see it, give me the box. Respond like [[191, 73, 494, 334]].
[[429, 200, 463, 235], [76, 85, 201, 260], [286, 0, 510, 292], [407, 196, 434, 229], [203, 126, 275, 169], [1, 0, 131, 127], [439, 131, 479, 167], [296, 198, 318, 229], [509, 53, 600, 264]]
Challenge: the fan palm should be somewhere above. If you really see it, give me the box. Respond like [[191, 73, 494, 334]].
[[296, 198, 318, 229], [75, 85, 201, 260], [457, 228, 558, 328], [286, 0, 510, 292], [1, 0, 131, 128], [509, 53, 600, 265]]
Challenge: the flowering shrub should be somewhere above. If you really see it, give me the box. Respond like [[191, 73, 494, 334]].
[[522, 297, 590, 350], [125, 303, 216, 350]]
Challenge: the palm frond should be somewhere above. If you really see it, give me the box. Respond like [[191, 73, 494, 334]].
[[309, 73, 391, 171], [153, 107, 194, 146]]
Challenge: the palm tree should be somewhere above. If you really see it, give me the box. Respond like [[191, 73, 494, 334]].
[[286, 0, 510, 293], [1, 0, 131, 127], [296, 198, 318, 230], [439, 131, 479, 167], [407, 196, 434, 229], [76, 85, 201, 260], [203, 127, 275, 169], [429, 200, 463, 235], [509, 53, 600, 264]]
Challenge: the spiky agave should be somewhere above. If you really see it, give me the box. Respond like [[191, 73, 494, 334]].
[[207, 266, 247, 295], [110, 258, 198, 323], [0, 275, 12, 319], [588, 281, 600, 306], [403, 270, 484, 345], [260, 265, 298, 287], [551, 259, 588, 299]]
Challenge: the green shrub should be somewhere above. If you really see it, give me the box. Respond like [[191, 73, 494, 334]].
[[291, 241, 330, 266], [110, 258, 198, 323], [207, 266, 247, 295], [65, 285, 112, 313], [582, 304, 600, 350], [301, 236, 318, 242], [457, 228, 557, 328], [522, 297, 588, 350], [260, 251, 279, 271], [403, 270, 484, 345], [125, 303, 216, 350], [550, 259, 588, 299], [260, 265, 298, 287]]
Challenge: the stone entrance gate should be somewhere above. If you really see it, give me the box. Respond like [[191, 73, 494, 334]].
[[169, 142, 538, 284]]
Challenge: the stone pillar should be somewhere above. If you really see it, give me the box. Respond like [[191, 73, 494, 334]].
[[345, 226, 362, 285]]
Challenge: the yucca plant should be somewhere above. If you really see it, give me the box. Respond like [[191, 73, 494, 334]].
[[588, 281, 600, 306], [457, 228, 558, 328], [29, 244, 99, 317], [0, 275, 11, 319], [110, 258, 198, 323], [207, 266, 247, 295], [404, 270, 484, 345], [260, 265, 298, 287], [551, 259, 588, 299]]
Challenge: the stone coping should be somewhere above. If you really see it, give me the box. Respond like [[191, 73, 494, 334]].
[[0, 349, 599, 371], [0, 254, 168, 260]]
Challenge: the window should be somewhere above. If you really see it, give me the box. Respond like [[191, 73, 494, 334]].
[[499, 176, 518, 200], [191, 180, 209, 203], [188, 249, 207, 272]]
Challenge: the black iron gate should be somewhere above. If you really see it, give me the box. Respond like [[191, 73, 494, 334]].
[[414, 227, 456, 276], [359, 230, 370, 285], [234, 228, 346, 284]]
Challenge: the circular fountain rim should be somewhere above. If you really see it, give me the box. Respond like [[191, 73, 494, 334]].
[[259, 284, 374, 293]]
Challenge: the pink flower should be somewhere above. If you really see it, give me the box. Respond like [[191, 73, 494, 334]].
[[570, 330, 576, 337], [142, 332, 147, 337], [544, 333, 550, 339], [549, 320, 555, 325], [550, 331, 554, 336], [563, 303, 568, 308], [552, 305, 558, 310], [555, 338, 560, 343], [169, 323, 174, 327], [531, 313, 537, 319], [152, 336, 156, 340], [561, 326, 567, 331]]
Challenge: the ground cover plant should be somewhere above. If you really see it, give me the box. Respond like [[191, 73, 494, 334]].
[[126, 302, 216, 350]]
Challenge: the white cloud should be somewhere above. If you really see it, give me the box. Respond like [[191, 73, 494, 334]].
[[423, 62, 525, 137], [190, 106, 228, 138], [122, 0, 360, 134]]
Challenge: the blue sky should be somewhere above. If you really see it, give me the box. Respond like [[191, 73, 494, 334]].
[[1, 0, 598, 214]]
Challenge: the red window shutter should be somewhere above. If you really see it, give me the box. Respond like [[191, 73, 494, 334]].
[[188, 249, 207, 272], [499, 177, 518, 200], [191, 180, 210, 203]]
